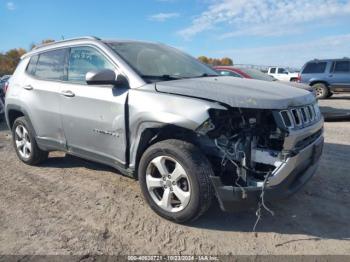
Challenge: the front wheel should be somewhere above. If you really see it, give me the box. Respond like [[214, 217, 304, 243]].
[[138, 139, 214, 223]]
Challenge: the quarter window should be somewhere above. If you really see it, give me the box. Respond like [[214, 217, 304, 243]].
[[302, 62, 327, 74], [333, 61, 350, 73], [34, 49, 67, 80], [67, 47, 114, 83], [26, 55, 39, 76], [278, 68, 287, 74]]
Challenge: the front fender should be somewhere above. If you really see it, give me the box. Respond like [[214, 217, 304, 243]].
[[127, 88, 227, 170]]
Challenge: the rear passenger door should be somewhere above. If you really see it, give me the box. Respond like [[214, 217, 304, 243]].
[[330, 60, 350, 91], [275, 68, 289, 81], [24, 48, 68, 150], [59, 46, 129, 166]]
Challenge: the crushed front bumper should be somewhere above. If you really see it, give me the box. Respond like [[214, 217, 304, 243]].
[[210, 124, 324, 212]]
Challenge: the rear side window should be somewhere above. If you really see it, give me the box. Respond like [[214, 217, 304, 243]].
[[67, 46, 114, 84], [278, 68, 287, 74], [26, 55, 39, 76], [333, 61, 350, 73], [35, 49, 67, 80], [302, 62, 327, 74]]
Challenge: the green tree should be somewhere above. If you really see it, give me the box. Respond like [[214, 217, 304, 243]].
[[220, 57, 233, 66], [198, 56, 209, 64], [0, 39, 56, 76], [0, 48, 26, 75], [197, 56, 233, 66], [30, 39, 55, 50]]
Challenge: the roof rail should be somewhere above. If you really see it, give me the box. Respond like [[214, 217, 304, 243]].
[[33, 36, 101, 50]]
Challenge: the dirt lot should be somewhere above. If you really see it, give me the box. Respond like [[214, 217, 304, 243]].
[[0, 95, 349, 256]]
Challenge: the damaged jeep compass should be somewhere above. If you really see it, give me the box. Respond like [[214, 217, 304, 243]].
[[5, 37, 324, 222]]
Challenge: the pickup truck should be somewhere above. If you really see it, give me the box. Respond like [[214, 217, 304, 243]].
[[267, 67, 299, 82]]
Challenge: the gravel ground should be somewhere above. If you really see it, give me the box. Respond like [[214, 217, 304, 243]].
[[319, 94, 350, 120], [0, 95, 349, 256]]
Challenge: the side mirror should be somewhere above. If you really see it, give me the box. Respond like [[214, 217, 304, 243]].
[[86, 69, 116, 85], [86, 69, 129, 87]]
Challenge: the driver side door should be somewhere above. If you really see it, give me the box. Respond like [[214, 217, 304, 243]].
[[60, 46, 129, 167]]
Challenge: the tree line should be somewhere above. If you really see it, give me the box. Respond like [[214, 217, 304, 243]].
[[198, 56, 233, 66], [0, 39, 55, 76]]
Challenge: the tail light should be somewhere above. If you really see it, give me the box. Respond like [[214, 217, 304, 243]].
[[3, 81, 9, 95], [297, 73, 301, 82]]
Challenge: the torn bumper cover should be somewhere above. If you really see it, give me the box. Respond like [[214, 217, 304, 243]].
[[210, 120, 324, 212]]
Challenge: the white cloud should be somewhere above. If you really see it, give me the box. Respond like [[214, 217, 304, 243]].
[[149, 12, 180, 22], [214, 34, 350, 68], [6, 1, 15, 10], [178, 0, 350, 39]]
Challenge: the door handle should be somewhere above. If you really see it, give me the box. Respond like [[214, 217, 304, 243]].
[[23, 85, 33, 90], [61, 90, 75, 97]]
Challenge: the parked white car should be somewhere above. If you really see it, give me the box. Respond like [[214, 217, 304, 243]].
[[267, 67, 299, 82]]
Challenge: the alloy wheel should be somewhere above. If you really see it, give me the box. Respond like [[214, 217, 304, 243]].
[[15, 125, 32, 159], [146, 156, 191, 213]]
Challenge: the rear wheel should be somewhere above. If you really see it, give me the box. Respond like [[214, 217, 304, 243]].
[[12, 117, 48, 165], [138, 139, 214, 223], [313, 83, 329, 99]]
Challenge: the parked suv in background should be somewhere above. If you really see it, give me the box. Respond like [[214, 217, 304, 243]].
[[300, 58, 350, 99], [5, 37, 324, 222]]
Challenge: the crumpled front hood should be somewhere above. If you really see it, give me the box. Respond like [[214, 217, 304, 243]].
[[155, 76, 315, 109]]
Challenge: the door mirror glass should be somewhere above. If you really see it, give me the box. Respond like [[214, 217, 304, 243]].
[[86, 69, 117, 85], [86, 69, 129, 87]]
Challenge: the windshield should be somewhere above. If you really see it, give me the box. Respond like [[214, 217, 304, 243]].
[[238, 68, 276, 82], [105, 41, 218, 82]]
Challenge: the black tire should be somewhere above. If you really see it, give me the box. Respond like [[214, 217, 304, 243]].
[[138, 139, 214, 223], [327, 92, 333, 98], [313, 83, 329, 99], [12, 116, 48, 165]]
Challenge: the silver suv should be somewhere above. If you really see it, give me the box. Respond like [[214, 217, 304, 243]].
[[5, 36, 324, 222]]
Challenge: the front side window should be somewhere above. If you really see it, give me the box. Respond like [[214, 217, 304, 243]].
[[34, 49, 67, 80], [67, 46, 115, 84], [239, 68, 275, 81], [302, 62, 327, 74], [26, 55, 39, 76], [270, 68, 276, 74], [333, 61, 350, 73]]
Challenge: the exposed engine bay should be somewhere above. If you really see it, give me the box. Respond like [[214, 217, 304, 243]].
[[196, 107, 288, 192]]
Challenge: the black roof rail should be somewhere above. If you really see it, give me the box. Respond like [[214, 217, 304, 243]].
[[33, 36, 101, 50]]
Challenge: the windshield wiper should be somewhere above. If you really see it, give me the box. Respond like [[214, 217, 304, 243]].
[[141, 74, 183, 81], [193, 73, 220, 78]]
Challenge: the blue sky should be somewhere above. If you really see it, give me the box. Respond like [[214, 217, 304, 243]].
[[1, 0, 350, 68]]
